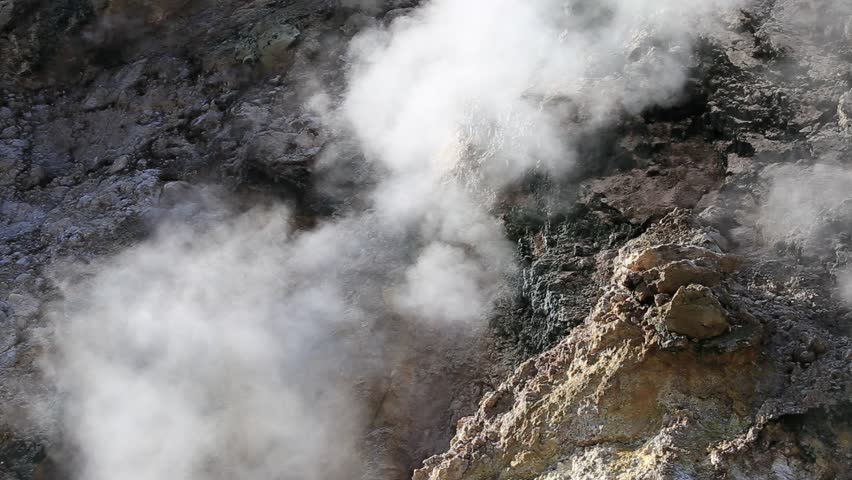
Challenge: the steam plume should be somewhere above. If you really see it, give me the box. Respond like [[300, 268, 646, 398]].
[[44, 0, 747, 478], [756, 163, 852, 304]]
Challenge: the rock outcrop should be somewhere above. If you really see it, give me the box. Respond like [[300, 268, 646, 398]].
[[0, 0, 851, 479], [415, 211, 852, 480]]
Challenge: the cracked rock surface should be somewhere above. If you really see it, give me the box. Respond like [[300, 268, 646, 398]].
[[0, 0, 851, 479]]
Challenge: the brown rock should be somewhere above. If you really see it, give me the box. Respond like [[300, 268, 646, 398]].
[[626, 244, 738, 273], [663, 284, 729, 339], [652, 260, 722, 294], [719, 255, 742, 274], [255, 23, 300, 70], [627, 244, 709, 271], [634, 282, 653, 303]]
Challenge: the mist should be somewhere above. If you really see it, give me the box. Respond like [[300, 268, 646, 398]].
[[47, 208, 371, 480], [758, 163, 852, 252], [756, 163, 852, 304], [340, 0, 744, 191], [43, 0, 749, 479]]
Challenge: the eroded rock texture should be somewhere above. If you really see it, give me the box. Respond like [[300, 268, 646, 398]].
[[416, 211, 852, 480], [416, 0, 852, 477], [0, 0, 851, 479]]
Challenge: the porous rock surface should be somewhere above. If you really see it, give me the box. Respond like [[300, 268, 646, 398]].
[[0, 0, 851, 479], [420, 0, 852, 476], [415, 211, 852, 480]]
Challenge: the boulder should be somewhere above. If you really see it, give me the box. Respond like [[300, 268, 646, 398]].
[[256, 24, 300, 70], [626, 244, 739, 273], [651, 259, 722, 294], [160, 180, 193, 206], [8, 293, 39, 319], [662, 284, 729, 339]]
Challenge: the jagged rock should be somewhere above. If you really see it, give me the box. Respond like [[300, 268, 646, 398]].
[[583, 137, 726, 224], [107, 155, 130, 174], [159, 180, 193, 206], [0, 1, 850, 480], [617, 238, 738, 297], [662, 284, 729, 339], [82, 60, 148, 111], [0, 140, 26, 186], [255, 23, 300, 70], [415, 210, 852, 480], [250, 130, 322, 165], [20, 166, 47, 190], [494, 205, 637, 356], [626, 244, 738, 273], [651, 259, 722, 294], [7, 293, 39, 319]]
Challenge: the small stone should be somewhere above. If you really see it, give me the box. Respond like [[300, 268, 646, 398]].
[[0, 125, 19, 139], [706, 230, 731, 253], [663, 284, 729, 339], [160, 180, 193, 205], [108, 155, 130, 174], [256, 24, 300, 70], [14, 273, 31, 284], [809, 338, 827, 355], [634, 282, 653, 304], [654, 293, 672, 306], [8, 293, 39, 318], [189, 111, 223, 134], [795, 349, 816, 364], [21, 165, 47, 189]]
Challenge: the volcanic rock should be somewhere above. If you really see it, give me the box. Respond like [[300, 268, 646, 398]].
[[662, 284, 730, 339]]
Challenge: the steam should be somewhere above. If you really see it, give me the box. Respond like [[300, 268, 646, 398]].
[[45, 0, 747, 479], [340, 0, 744, 193], [758, 163, 852, 253], [48, 209, 370, 480], [757, 163, 852, 303], [46, 196, 513, 479]]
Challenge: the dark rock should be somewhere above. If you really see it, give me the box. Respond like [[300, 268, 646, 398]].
[[654, 293, 672, 307]]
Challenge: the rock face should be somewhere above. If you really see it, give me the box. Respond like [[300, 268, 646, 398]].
[[0, 0, 851, 479], [414, 211, 852, 480]]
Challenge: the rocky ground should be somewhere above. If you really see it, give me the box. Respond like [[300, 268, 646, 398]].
[[1, 0, 851, 479]]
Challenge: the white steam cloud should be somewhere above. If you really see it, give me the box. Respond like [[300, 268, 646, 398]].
[[758, 163, 852, 251], [757, 163, 852, 304], [48, 209, 369, 480], [341, 0, 743, 192], [44, 0, 746, 479]]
